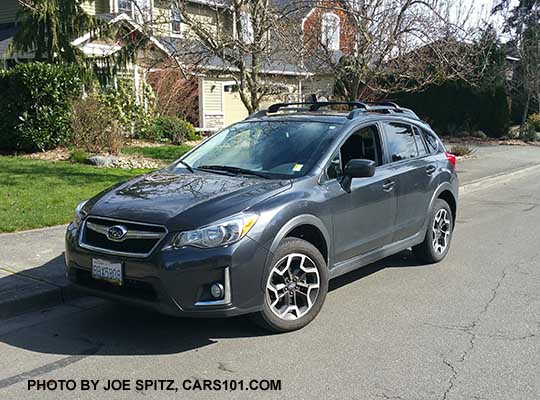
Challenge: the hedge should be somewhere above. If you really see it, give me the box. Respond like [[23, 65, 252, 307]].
[[0, 63, 86, 152], [395, 81, 511, 138]]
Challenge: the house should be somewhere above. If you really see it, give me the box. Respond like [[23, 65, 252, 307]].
[[0, 0, 359, 129]]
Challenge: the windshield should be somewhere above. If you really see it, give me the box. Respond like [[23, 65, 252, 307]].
[[178, 120, 339, 178]]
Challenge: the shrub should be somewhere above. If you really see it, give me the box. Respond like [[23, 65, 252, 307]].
[[70, 95, 124, 154], [69, 149, 89, 164], [146, 116, 197, 144], [527, 113, 540, 133], [0, 63, 85, 152], [520, 126, 539, 142], [450, 144, 474, 157], [146, 70, 200, 126], [471, 130, 488, 139], [100, 79, 153, 137]]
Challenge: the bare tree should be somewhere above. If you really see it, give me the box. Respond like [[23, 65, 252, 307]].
[[82, 0, 488, 112], [296, 0, 485, 101], [142, 0, 305, 114]]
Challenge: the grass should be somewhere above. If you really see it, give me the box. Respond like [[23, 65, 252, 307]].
[[0, 157, 154, 233], [121, 144, 193, 162]]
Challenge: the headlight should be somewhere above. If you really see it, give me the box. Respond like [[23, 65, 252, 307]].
[[73, 200, 88, 229], [172, 213, 258, 248]]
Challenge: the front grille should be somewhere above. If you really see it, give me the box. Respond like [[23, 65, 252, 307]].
[[72, 268, 157, 301], [80, 216, 167, 257]]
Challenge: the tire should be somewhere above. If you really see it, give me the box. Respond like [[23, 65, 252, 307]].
[[413, 198, 454, 264], [251, 238, 329, 333]]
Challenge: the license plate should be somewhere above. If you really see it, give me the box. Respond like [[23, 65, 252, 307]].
[[92, 259, 123, 286]]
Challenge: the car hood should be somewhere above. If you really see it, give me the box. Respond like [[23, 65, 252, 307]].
[[87, 170, 292, 229]]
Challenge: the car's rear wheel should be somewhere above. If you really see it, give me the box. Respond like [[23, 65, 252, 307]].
[[252, 238, 328, 333], [413, 198, 453, 264]]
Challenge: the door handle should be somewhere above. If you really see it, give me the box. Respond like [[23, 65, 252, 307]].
[[426, 165, 436, 174], [382, 181, 395, 192]]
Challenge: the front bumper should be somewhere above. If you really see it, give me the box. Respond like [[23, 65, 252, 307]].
[[64, 223, 271, 318]]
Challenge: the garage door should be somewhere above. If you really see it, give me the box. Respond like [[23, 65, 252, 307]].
[[223, 84, 248, 126]]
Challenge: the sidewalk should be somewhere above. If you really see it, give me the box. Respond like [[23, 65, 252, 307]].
[[455, 145, 540, 185], [2, 144, 540, 319], [0, 225, 78, 318]]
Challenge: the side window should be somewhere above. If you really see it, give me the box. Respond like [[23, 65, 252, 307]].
[[324, 124, 382, 181], [413, 126, 428, 157], [383, 122, 418, 162], [326, 152, 342, 180], [340, 125, 382, 167], [422, 128, 441, 153]]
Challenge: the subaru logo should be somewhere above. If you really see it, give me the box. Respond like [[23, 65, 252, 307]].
[[107, 225, 128, 242]]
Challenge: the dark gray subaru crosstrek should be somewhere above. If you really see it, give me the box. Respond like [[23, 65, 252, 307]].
[[65, 101, 458, 332]]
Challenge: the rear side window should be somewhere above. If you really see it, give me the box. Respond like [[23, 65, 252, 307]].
[[383, 122, 418, 162], [422, 128, 442, 153], [413, 126, 428, 156]]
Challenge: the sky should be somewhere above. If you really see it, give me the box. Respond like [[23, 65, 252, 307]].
[[466, 0, 520, 30]]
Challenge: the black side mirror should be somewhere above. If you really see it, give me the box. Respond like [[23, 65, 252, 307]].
[[340, 159, 376, 192]]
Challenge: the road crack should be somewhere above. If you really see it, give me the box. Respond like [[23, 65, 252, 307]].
[[440, 268, 509, 400]]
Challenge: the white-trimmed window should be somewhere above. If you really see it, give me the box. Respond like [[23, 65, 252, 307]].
[[240, 11, 254, 44], [118, 0, 133, 15], [171, 5, 182, 34], [321, 12, 340, 50]]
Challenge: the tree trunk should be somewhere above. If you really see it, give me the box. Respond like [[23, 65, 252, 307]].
[[522, 90, 531, 127]]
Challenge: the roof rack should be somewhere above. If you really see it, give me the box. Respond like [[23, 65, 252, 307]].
[[246, 101, 420, 121], [266, 101, 368, 114]]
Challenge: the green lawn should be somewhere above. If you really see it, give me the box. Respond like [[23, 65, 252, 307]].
[[0, 157, 154, 233], [121, 144, 193, 162]]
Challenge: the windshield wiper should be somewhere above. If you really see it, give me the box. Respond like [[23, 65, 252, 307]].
[[178, 160, 194, 173], [197, 165, 272, 179]]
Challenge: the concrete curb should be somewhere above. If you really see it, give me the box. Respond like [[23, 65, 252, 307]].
[[0, 224, 68, 238], [2, 162, 540, 320], [0, 269, 83, 320], [0, 285, 83, 320], [460, 164, 540, 195]]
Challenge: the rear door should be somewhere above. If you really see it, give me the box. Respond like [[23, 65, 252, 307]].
[[321, 124, 398, 263], [381, 121, 435, 241]]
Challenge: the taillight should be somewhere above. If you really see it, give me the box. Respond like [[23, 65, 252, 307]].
[[445, 151, 456, 168]]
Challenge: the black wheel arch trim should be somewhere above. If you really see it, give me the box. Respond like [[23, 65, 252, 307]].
[[423, 182, 458, 234], [258, 214, 332, 291]]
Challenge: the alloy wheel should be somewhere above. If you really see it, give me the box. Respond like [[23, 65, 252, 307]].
[[266, 253, 320, 320], [432, 208, 451, 254]]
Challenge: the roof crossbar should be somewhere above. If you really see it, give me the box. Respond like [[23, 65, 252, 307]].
[[267, 101, 369, 114], [246, 101, 420, 121], [308, 101, 369, 111], [368, 101, 400, 108], [267, 102, 310, 113]]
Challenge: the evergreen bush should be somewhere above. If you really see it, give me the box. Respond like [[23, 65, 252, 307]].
[[0, 63, 85, 152]]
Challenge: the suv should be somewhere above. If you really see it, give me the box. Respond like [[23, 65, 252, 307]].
[[65, 101, 458, 332]]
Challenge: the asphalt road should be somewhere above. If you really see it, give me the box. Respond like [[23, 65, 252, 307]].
[[0, 170, 539, 400]]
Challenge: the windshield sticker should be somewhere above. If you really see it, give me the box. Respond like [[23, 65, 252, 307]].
[[329, 126, 336, 130], [292, 164, 304, 172]]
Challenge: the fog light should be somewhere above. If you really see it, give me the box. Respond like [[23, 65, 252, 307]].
[[210, 283, 224, 299]]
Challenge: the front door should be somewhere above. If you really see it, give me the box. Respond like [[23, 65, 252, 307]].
[[321, 124, 398, 264]]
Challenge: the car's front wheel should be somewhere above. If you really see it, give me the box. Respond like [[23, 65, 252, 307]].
[[413, 198, 454, 263], [252, 238, 328, 333]]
